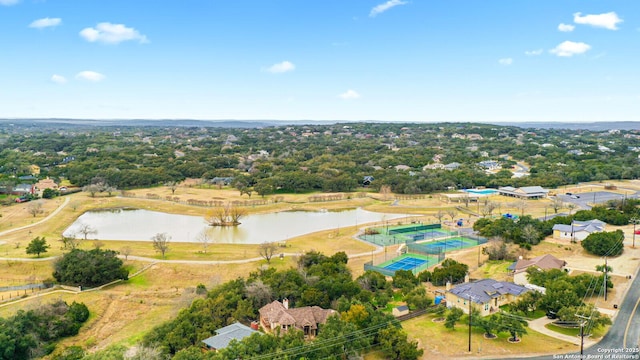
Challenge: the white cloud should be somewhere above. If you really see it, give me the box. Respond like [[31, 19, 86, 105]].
[[370, 0, 407, 17], [80, 22, 148, 44], [0, 0, 20, 6], [75, 71, 106, 82], [29, 17, 62, 29], [50, 74, 67, 84], [573, 12, 623, 30], [550, 41, 591, 57], [266, 61, 295, 74], [525, 49, 543, 56], [558, 23, 575, 32], [339, 89, 361, 100], [498, 58, 513, 66]]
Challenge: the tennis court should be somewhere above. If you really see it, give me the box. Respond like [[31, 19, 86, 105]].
[[407, 235, 488, 255], [410, 229, 452, 241], [383, 256, 427, 271]]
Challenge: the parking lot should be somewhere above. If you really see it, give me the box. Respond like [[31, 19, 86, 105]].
[[557, 190, 639, 209]]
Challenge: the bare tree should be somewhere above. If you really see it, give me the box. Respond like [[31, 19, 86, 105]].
[[205, 203, 246, 226], [105, 185, 118, 196], [152, 232, 171, 259], [567, 203, 577, 215], [245, 280, 273, 308], [82, 184, 101, 197], [258, 241, 279, 264], [228, 205, 247, 224], [379, 185, 392, 201], [61, 232, 81, 250], [551, 197, 564, 214], [462, 194, 471, 208], [514, 200, 527, 216], [121, 246, 132, 260], [27, 200, 44, 217], [92, 240, 105, 250], [481, 201, 498, 218], [165, 181, 179, 195], [447, 209, 457, 222], [435, 210, 446, 223], [197, 229, 212, 253], [70, 201, 80, 211], [77, 223, 98, 240], [205, 207, 228, 226]]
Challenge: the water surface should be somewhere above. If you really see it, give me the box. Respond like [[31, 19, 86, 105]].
[[63, 208, 406, 244]]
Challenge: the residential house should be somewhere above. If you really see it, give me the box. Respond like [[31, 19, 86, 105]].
[[477, 160, 501, 171], [35, 178, 58, 193], [508, 254, 567, 285], [552, 220, 606, 241], [12, 184, 35, 196], [443, 162, 461, 171], [259, 300, 337, 337], [363, 176, 374, 186], [201, 322, 259, 351], [446, 279, 529, 317], [497, 186, 549, 199]]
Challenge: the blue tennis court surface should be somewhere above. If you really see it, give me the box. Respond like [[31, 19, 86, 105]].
[[411, 230, 451, 241], [422, 239, 468, 250], [383, 257, 427, 271]]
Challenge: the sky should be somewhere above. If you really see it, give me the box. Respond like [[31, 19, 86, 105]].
[[1, 0, 639, 122]]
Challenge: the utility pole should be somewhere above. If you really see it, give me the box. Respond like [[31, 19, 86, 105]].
[[631, 217, 639, 249], [604, 257, 608, 302], [468, 296, 472, 352], [576, 314, 591, 357]]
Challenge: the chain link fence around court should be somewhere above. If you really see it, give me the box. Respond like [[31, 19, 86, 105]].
[[363, 234, 487, 277], [364, 252, 441, 276], [359, 223, 457, 246]]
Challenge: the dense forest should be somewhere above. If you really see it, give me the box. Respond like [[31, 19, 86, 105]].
[[1, 121, 640, 194]]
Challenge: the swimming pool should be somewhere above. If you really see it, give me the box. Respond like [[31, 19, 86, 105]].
[[464, 189, 498, 195]]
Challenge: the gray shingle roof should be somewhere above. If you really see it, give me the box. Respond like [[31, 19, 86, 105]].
[[201, 322, 258, 350], [448, 279, 529, 304], [552, 219, 605, 234]]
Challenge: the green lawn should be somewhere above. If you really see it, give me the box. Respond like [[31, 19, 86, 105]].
[[545, 323, 609, 338]]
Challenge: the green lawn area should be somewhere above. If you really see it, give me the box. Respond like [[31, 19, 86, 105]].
[[545, 323, 609, 338], [401, 312, 576, 358], [500, 305, 546, 320]]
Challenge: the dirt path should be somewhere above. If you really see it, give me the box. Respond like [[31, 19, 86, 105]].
[[0, 196, 70, 237]]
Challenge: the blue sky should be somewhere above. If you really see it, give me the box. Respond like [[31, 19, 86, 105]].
[[1, 0, 639, 122]]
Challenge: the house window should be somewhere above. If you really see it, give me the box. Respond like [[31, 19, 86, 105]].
[[484, 303, 489, 311], [463, 300, 466, 305]]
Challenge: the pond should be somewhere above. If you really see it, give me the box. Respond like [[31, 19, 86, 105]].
[[63, 208, 407, 244]]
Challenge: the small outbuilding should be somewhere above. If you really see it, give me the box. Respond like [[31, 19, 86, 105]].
[[392, 305, 410, 317]]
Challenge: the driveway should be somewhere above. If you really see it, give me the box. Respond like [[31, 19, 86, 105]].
[[528, 317, 597, 348]]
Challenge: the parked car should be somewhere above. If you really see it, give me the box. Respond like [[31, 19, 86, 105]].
[[634, 229, 640, 235], [546, 311, 557, 319], [565, 192, 572, 195], [15, 197, 31, 203]]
